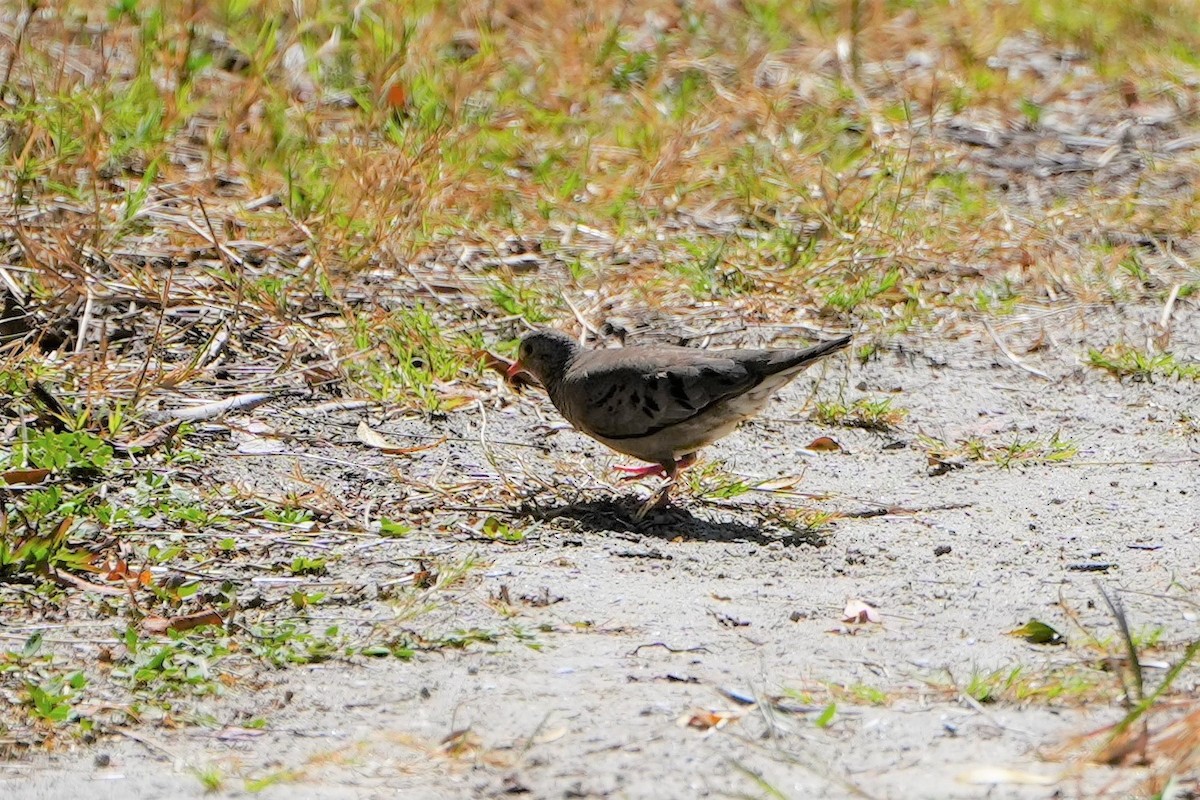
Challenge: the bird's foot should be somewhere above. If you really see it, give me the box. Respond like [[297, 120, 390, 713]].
[[614, 463, 669, 481], [614, 453, 698, 483]]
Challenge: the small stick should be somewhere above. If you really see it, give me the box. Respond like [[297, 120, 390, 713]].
[[561, 292, 602, 341], [628, 642, 711, 657], [1159, 283, 1181, 330], [983, 320, 1050, 380], [73, 287, 94, 355]]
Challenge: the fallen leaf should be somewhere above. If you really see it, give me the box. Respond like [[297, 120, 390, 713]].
[[141, 609, 224, 635], [842, 599, 882, 624], [411, 561, 437, 588], [0, 468, 51, 486], [531, 726, 567, 745], [1119, 77, 1139, 107], [103, 559, 153, 586], [356, 421, 445, 455], [755, 475, 804, 491], [805, 436, 842, 452], [927, 454, 965, 476], [1006, 619, 1065, 645], [956, 766, 1058, 786], [678, 709, 738, 731], [302, 365, 341, 388], [440, 728, 483, 756], [385, 82, 408, 109], [110, 420, 182, 456]]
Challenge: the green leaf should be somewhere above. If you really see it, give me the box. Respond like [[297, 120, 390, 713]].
[[1007, 619, 1065, 645], [379, 518, 412, 537], [22, 631, 43, 658]]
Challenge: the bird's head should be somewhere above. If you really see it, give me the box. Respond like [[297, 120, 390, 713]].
[[506, 329, 580, 389]]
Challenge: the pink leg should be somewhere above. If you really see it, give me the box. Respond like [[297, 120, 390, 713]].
[[614, 462, 669, 481], [614, 453, 698, 482]]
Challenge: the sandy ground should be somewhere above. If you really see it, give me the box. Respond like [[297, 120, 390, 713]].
[[3, 305, 1198, 799]]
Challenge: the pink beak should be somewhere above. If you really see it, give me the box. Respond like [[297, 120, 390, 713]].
[[505, 361, 526, 381]]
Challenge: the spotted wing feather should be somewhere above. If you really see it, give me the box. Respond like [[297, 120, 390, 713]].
[[555, 353, 764, 441]]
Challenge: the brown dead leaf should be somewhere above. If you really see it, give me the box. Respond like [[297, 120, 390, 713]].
[[110, 420, 182, 456], [356, 421, 445, 455], [842, 599, 882, 624], [678, 709, 738, 731], [103, 559, 153, 587], [755, 475, 804, 491], [0, 468, 51, 486], [805, 436, 842, 452], [141, 609, 224, 635], [927, 454, 965, 476], [1120, 77, 1139, 107], [302, 365, 342, 388], [412, 561, 437, 588], [385, 82, 408, 109], [440, 728, 483, 756]]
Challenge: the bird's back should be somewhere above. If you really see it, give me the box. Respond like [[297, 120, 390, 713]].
[[550, 335, 851, 447]]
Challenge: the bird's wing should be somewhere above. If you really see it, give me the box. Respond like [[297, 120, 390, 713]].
[[557, 349, 764, 440]]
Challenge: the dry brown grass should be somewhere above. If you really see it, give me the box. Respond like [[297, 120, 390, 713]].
[[2, 1, 1197, 416]]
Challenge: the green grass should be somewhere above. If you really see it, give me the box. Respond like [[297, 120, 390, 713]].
[[193, 765, 225, 794], [1088, 346, 1200, 382], [963, 665, 1104, 705], [921, 431, 1078, 468], [813, 397, 907, 431]]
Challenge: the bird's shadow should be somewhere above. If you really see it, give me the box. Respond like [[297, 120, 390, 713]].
[[522, 495, 827, 547]]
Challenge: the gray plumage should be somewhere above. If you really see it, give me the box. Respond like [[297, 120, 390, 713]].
[[513, 329, 851, 475]]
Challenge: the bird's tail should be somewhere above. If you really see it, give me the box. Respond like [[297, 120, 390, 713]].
[[772, 334, 853, 373]]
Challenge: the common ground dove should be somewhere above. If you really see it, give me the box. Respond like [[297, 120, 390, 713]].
[[507, 329, 851, 506]]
